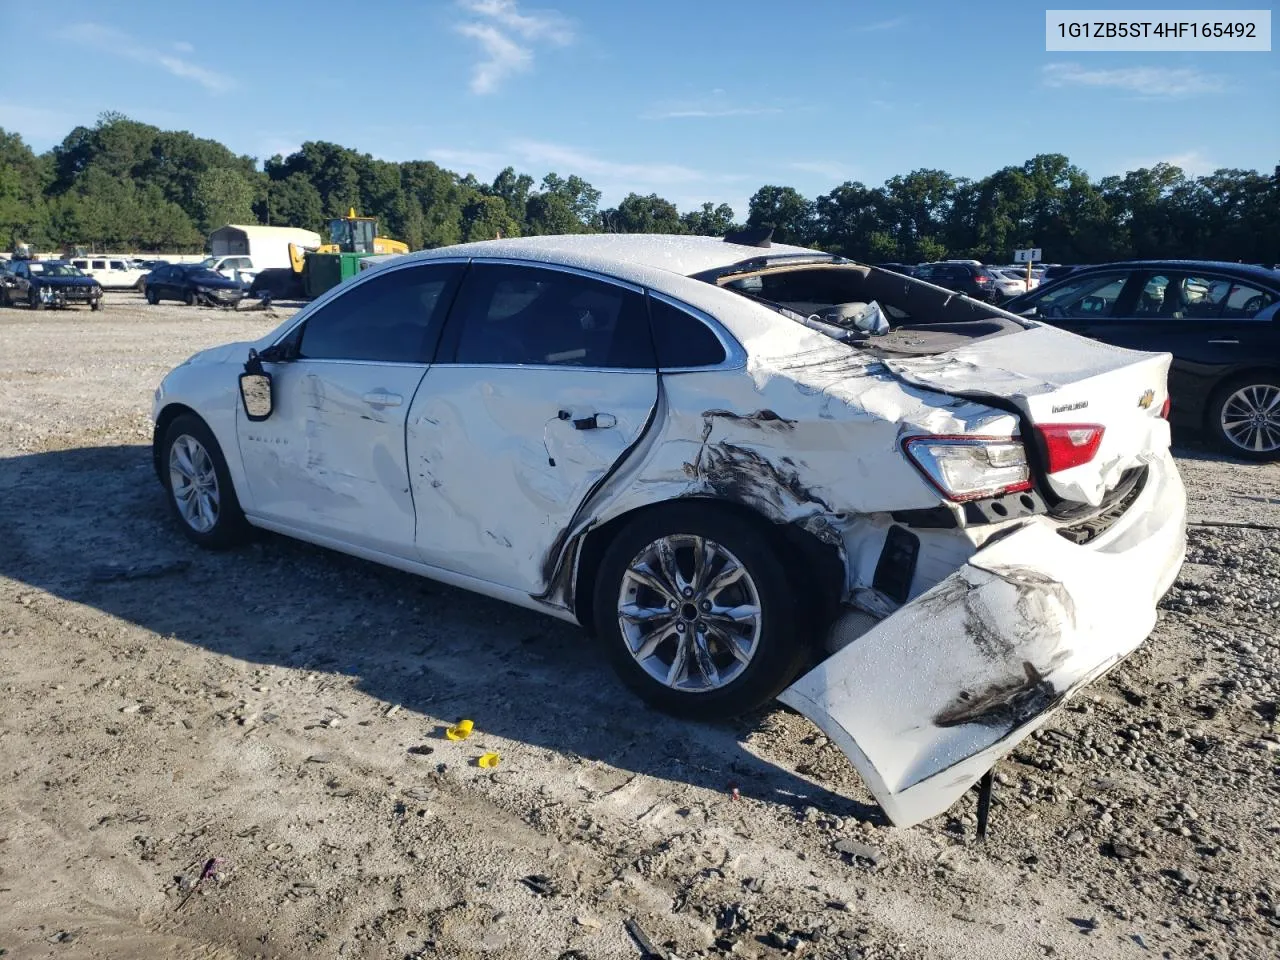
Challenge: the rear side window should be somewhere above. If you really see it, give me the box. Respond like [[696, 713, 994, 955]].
[[649, 297, 728, 368], [92, 260, 106, 270], [444, 264, 654, 369], [299, 263, 462, 363]]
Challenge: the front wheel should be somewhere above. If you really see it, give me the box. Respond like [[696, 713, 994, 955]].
[[28, 289, 44, 311], [1209, 375, 1280, 461], [184, 289, 196, 306], [593, 504, 808, 720], [146, 287, 159, 305], [161, 414, 250, 547], [90, 297, 101, 312]]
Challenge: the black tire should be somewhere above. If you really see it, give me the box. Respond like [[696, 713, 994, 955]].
[[90, 297, 101, 312], [184, 289, 196, 306], [0, 286, 8, 307], [146, 287, 159, 305], [1207, 373, 1280, 462], [593, 503, 808, 720], [160, 413, 251, 548], [29, 289, 44, 311]]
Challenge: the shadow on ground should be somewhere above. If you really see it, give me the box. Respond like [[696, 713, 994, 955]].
[[0, 443, 882, 822]]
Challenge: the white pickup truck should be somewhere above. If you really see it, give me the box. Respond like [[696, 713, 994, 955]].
[[69, 256, 150, 290]]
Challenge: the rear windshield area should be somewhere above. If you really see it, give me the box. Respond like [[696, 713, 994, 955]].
[[714, 263, 1027, 356]]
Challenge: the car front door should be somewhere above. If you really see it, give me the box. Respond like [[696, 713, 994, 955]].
[[408, 261, 660, 594], [236, 261, 464, 557]]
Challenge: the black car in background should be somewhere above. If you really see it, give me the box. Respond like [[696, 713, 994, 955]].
[[873, 262, 916, 277], [144, 264, 245, 307], [0, 259, 102, 310], [1004, 260, 1280, 460], [1039, 264, 1082, 285], [912, 261, 999, 302]]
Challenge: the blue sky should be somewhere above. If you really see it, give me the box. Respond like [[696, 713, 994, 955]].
[[2, 1, 1276, 216]]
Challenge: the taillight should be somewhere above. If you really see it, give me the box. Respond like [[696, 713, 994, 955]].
[[1037, 423, 1105, 474], [974, 274, 990, 283], [902, 436, 1032, 502], [1160, 396, 1171, 419]]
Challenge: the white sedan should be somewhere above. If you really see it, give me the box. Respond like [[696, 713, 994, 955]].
[[152, 233, 1186, 826]]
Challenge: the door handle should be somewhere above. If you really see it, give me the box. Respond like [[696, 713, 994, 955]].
[[1206, 338, 1239, 345], [362, 391, 403, 406], [558, 410, 617, 430]]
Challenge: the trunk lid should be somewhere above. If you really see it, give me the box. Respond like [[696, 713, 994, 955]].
[[883, 323, 1172, 506]]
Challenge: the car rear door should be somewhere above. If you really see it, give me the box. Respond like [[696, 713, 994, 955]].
[[407, 260, 659, 595], [236, 261, 464, 558]]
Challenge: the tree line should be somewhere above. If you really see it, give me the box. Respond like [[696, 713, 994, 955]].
[[0, 113, 1276, 265]]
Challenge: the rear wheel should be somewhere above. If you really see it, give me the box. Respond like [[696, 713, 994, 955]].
[[1209, 374, 1280, 461], [146, 287, 159, 305], [593, 504, 807, 719]]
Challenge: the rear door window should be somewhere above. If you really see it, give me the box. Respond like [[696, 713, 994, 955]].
[[648, 296, 727, 368], [92, 260, 106, 270], [442, 264, 654, 369]]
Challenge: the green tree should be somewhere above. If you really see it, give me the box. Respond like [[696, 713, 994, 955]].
[[599, 193, 684, 233], [680, 201, 736, 236], [746, 185, 814, 245]]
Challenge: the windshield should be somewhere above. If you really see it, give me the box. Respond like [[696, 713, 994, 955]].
[[197, 257, 218, 269], [31, 263, 84, 277], [187, 268, 226, 282]]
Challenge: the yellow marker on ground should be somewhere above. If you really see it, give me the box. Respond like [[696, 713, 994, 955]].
[[478, 753, 500, 769], [445, 719, 474, 741]]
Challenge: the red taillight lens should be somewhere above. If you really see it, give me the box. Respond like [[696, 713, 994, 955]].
[[1160, 396, 1171, 419], [974, 275, 989, 283], [1037, 423, 1105, 474]]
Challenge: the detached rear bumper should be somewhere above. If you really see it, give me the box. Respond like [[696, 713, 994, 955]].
[[780, 450, 1186, 827]]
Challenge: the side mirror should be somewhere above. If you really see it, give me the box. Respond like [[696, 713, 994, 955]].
[[239, 349, 274, 421]]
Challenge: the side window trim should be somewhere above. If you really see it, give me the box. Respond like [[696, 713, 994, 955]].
[[647, 290, 747, 372]]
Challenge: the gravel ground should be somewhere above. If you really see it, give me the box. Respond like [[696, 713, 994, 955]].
[[1, 293, 1277, 960]]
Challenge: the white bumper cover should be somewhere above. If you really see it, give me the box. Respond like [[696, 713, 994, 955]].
[[780, 451, 1186, 827]]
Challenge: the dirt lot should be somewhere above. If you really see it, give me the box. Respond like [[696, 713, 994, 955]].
[[1, 293, 1278, 960]]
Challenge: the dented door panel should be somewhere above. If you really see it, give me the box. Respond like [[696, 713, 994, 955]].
[[236, 360, 427, 557], [407, 365, 658, 593], [779, 450, 1186, 827]]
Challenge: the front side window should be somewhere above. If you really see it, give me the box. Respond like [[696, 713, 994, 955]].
[[297, 263, 462, 363], [92, 260, 106, 270], [445, 264, 654, 369], [1033, 271, 1129, 319]]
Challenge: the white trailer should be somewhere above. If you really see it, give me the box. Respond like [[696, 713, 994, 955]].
[[207, 225, 322, 274]]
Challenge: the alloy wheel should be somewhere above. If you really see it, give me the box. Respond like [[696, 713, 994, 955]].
[[168, 434, 220, 533], [1220, 384, 1280, 454], [617, 534, 763, 693]]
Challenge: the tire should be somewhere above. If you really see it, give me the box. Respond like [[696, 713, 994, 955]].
[[0, 286, 8, 307], [161, 414, 251, 548], [29, 289, 43, 311], [90, 297, 101, 312], [1208, 374, 1280, 461], [146, 287, 159, 305], [184, 289, 196, 306], [593, 503, 808, 720]]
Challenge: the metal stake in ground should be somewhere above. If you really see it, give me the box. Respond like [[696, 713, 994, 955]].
[[975, 770, 995, 841]]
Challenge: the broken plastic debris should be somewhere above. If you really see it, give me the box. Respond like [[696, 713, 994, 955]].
[[478, 752, 500, 769], [445, 719, 474, 741]]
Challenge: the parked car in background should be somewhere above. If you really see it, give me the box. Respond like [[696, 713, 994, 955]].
[[198, 255, 258, 287], [69, 256, 149, 290], [1039, 264, 1081, 285], [144, 264, 246, 307], [913, 261, 998, 301], [151, 233, 1186, 827], [873, 262, 916, 277], [988, 269, 1028, 302], [1005, 260, 1280, 459], [0, 259, 102, 310]]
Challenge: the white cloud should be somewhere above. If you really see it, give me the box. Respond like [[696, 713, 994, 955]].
[[1124, 150, 1216, 177], [67, 23, 233, 92], [788, 160, 855, 182], [643, 104, 783, 120], [509, 139, 703, 185], [0, 103, 76, 144], [172, 41, 194, 53], [855, 17, 907, 32], [1042, 62, 1225, 97], [455, 0, 572, 95]]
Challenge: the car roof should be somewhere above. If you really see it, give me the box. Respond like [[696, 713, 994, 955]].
[[403, 234, 824, 283], [1062, 260, 1280, 284]]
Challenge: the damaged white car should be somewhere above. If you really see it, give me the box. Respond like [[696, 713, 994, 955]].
[[151, 233, 1187, 827]]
